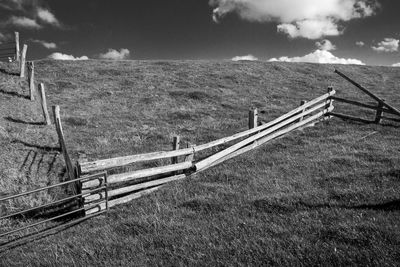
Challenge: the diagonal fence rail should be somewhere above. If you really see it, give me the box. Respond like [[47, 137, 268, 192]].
[[77, 88, 336, 215], [332, 69, 400, 124]]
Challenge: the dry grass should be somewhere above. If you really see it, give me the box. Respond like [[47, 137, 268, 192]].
[[0, 60, 399, 265]]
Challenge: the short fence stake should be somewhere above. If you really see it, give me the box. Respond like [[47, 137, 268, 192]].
[[15, 32, 20, 62], [184, 142, 195, 162], [325, 86, 334, 119], [375, 101, 384, 124], [299, 100, 307, 122], [39, 83, 51, 125], [172, 136, 180, 164], [249, 108, 258, 129], [27, 61, 35, 101], [20, 44, 27, 78]]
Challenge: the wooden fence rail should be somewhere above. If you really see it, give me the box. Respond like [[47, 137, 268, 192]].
[[79, 89, 336, 174], [77, 89, 336, 213], [334, 69, 400, 124]]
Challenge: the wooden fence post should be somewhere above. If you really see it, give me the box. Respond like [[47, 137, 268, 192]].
[[375, 101, 384, 124], [324, 87, 334, 120], [20, 44, 27, 78], [299, 100, 307, 122], [15, 32, 20, 62], [27, 62, 35, 101], [249, 108, 258, 129], [39, 83, 51, 125], [184, 142, 195, 162], [52, 105, 75, 185], [172, 136, 180, 164]]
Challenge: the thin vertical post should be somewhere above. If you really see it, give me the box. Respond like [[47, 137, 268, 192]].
[[39, 83, 51, 125], [52, 105, 75, 184], [27, 61, 35, 101], [249, 108, 258, 129], [20, 44, 27, 78], [375, 101, 384, 124], [172, 136, 180, 164], [325, 86, 334, 119], [184, 142, 195, 162], [15, 32, 20, 62], [299, 100, 307, 122]]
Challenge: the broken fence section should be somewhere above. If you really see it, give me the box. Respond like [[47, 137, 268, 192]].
[[77, 88, 336, 213], [332, 69, 400, 124]]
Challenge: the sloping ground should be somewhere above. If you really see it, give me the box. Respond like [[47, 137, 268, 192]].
[[0, 60, 400, 265]]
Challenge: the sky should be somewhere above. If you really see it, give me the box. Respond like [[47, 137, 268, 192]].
[[0, 0, 400, 66]]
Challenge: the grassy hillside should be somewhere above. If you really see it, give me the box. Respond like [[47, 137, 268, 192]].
[[0, 60, 399, 265]]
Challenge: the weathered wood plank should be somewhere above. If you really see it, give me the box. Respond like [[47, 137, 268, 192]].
[[172, 136, 180, 164], [200, 107, 332, 172], [107, 161, 193, 185], [195, 102, 333, 171], [27, 62, 35, 100], [39, 84, 51, 125], [85, 186, 163, 215], [335, 69, 400, 116], [381, 116, 400, 123], [330, 112, 373, 124], [19, 44, 27, 77], [80, 90, 335, 174], [249, 108, 258, 129], [15, 32, 20, 62], [53, 106, 75, 184]]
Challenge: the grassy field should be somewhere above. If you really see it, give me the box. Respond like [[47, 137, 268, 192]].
[[0, 59, 399, 266]]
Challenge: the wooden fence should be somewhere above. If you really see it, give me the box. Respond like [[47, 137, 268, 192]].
[[331, 70, 400, 124], [2, 67, 399, 249], [0, 32, 28, 78], [77, 88, 336, 214]]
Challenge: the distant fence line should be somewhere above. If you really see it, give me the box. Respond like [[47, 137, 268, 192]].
[[1, 63, 400, 250], [0, 32, 28, 78]]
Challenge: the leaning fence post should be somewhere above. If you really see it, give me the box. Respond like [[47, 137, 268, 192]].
[[27, 61, 35, 100], [249, 108, 258, 129], [172, 136, 180, 164], [325, 87, 334, 117], [39, 83, 51, 125], [15, 32, 20, 62], [52, 105, 75, 186], [375, 100, 384, 124], [299, 100, 307, 122], [20, 44, 27, 78]]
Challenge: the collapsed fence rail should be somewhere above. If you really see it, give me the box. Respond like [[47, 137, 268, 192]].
[[1, 86, 341, 250], [77, 88, 336, 215], [332, 69, 400, 124]]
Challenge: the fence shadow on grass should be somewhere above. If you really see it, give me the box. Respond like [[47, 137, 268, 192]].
[[12, 139, 60, 152], [0, 88, 29, 100], [0, 68, 19, 76], [5, 116, 45, 126]]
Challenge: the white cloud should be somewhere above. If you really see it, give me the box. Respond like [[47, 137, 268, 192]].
[[356, 41, 365, 47], [99, 48, 130, 60], [315, 39, 336, 51], [392, 63, 400, 67], [32, 39, 57, 49], [8, 16, 41, 29], [37, 8, 60, 27], [48, 52, 89, 61], [277, 19, 341, 39], [231, 54, 258, 61], [372, 38, 399, 53], [269, 49, 365, 65], [210, 0, 378, 39]]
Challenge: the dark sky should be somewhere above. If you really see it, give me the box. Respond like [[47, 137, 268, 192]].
[[1, 0, 400, 65]]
